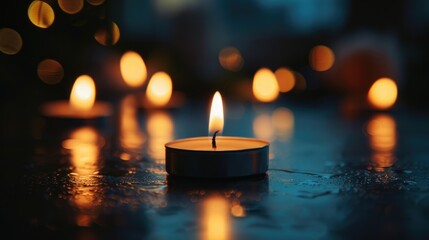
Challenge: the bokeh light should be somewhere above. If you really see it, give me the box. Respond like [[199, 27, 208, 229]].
[[94, 22, 120, 46], [272, 107, 294, 140], [87, 0, 105, 6], [37, 59, 64, 84], [253, 113, 273, 141], [274, 67, 295, 93], [309, 45, 335, 71], [0, 28, 23, 55], [70, 75, 96, 111], [368, 78, 398, 110], [252, 68, 279, 102], [58, 0, 84, 14], [218, 47, 243, 71], [120, 51, 147, 87], [146, 72, 173, 107], [28, 1, 55, 29]]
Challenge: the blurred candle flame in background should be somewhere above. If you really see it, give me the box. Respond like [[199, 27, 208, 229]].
[[366, 114, 397, 172], [146, 111, 174, 162], [120, 51, 147, 87], [368, 77, 398, 110], [310, 45, 335, 72], [201, 195, 231, 240], [252, 68, 279, 102], [146, 72, 173, 107], [119, 95, 145, 159], [208, 91, 224, 135], [69, 75, 96, 111], [0, 28, 23, 55]]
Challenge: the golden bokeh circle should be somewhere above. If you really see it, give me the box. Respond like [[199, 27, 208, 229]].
[[0, 28, 23, 55], [94, 22, 120, 46], [58, 0, 84, 14], [28, 1, 55, 28], [37, 59, 64, 84]]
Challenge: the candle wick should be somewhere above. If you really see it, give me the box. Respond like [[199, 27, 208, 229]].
[[212, 130, 219, 150]]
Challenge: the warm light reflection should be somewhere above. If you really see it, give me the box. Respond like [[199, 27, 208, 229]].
[[218, 47, 243, 71], [58, 0, 84, 14], [28, 1, 55, 28], [0, 28, 23, 55], [120, 96, 145, 158], [147, 111, 174, 162], [368, 78, 398, 110], [310, 45, 335, 71], [274, 67, 295, 93], [231, 201, 246, 217], [63, 127, 103, 227], [69, 75, 96, 111], [94, 22, 120, 46], [208, 91, 224, 135], [146, 72, 173, 107], [120, 51, 147, 87], [37, 59, 64, 84], [62, 127, 101, 176], [252, 68, 279, 102], [253, 113, 273, 141], [272, 107, 294, 141], [201, 195, 230, 240], [367, 114, 397, 172]]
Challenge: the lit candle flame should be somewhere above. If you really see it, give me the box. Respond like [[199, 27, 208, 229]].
[[209, 91, 224, 135], [69, 75, 96, 111], [120, 51, 147, 87], [146, 72, 173, 107], [368, 77, 398, 110]]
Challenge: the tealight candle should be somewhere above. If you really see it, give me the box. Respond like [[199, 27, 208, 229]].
[[165, 91, 269, 178], [41, 75, 112, 119]]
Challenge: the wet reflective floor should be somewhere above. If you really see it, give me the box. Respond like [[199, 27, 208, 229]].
[[3, 99, 429, 239]]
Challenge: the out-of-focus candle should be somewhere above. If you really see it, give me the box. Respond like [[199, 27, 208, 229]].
[[41, 75, 112, 118], [165, 91, 269, 178]]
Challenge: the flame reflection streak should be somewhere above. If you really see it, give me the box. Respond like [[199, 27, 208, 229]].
[[119, 96, 145, 159], [366, 114, 397, 172], [146, 111, 174, 163], [201, 195, 231, 240]]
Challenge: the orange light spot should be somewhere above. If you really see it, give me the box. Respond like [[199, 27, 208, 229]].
[[37, 59, 64, 84], [58, 0, 84, 14], [0, 28, 23, 55], [120, 51, 147, 87], [367, 114, 396, 172], [252, 68, 279, 102], [310, 45, 335, 71], [274, 67, 295, 93], [218, 47, 243, 71], [69, 75, 96, 111], [28, 1, 55, 28], [146, 72, 173, 107], [201, 196, 230, 240], [94, 22, 120, 46], [368, 78, 398, 110]]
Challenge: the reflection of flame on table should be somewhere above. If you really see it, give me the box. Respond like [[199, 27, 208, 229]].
[[147, 111, 174, 163], [62, 127, 104, 227], [201, 195, 231, 240], [366, 114, 397, 172], [119, 95, 145, 160]]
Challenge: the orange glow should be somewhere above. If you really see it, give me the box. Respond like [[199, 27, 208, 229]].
[[37, 59, 64, 84], [119, 96, 144, 154], [309, 45, 335, 71], [0, 28, 23, 55], [28, 1, 55, 29], [231, 202, 246, 217], [58, 0, 84, 14], [253, 113, 273, 141], [274, 67, 295, 93], [367, 114, 397, 172], [208, 91, 224, 135], [272, 107, 294, 140], [147, 111, 174, 162], [87, 0, 105, 6], [252, 68, 279, 102], [146, 72, 173, 107], [62, 127, 100, 176], [69, 75, 96, 112], [94, 22, 120, 46], [368, 78, 398, 110], [218, 47, 243, 71], [201, 196, 230, 240], [120, 51, 147, 87]]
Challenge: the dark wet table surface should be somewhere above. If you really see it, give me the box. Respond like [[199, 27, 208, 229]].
[[3, 99, 429, 240]]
